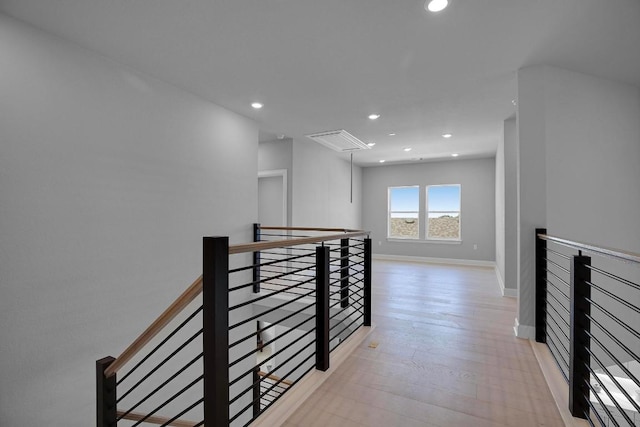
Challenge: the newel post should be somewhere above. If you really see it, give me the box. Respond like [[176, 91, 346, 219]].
[[535, 228, 547, 343], [203, 236, 230, 425], [364, 238, 372, 327], [316, 245, 330, 371], [253, 223, 261, 293], [569, 254, 591, 419], [340, 238, 350, 308], [96, 356, 117, 427]]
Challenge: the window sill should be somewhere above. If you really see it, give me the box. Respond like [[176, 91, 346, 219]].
[[387, 238, 462, 245]]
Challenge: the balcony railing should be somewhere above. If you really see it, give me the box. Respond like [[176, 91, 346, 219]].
[[535, 229, 640, 426], [96, 225, 371, 427]]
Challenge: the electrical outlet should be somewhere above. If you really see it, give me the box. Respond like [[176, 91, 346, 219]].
[[473, 244, 478, 250], [378, 241, 382, 246]]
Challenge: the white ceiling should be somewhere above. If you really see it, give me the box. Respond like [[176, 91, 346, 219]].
[[1, 0, 639, 166]]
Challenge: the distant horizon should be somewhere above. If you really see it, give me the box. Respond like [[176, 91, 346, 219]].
[[390, 185, 460, 214]]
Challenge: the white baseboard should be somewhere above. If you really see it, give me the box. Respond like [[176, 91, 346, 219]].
[[513, 317, 535, 339], [503, 287, 517, 297], [495, 267, 518, 298], [372, 253, 495, 268]]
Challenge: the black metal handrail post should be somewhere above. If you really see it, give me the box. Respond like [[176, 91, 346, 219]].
[[96, 356, 117, 427], [569, 254, 591, 419], [252, 366, 261, 417], [316, 245, 330, 371], [340, 238, 350, 308], [364, 238, 372, 327], [535, 228, 547, 343], [253, 223, 261, 293], [203, 236, 230, 425]]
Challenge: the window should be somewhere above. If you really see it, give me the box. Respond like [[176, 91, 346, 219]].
[[388, 186, 419, 239], [426, 184, 461, 240]]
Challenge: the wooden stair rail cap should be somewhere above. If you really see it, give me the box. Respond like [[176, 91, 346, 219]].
[[104, 275, 203, 378], [104, 229, 369, 378]]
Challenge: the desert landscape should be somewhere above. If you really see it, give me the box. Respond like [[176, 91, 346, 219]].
[[390, 216, 459, 239]]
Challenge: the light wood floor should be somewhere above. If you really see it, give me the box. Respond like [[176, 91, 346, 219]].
[[282, 259, 564, 427]]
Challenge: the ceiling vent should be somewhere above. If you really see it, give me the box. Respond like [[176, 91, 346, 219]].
[[305, 129, 371, 152]]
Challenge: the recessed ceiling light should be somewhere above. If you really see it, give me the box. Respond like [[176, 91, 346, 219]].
[[368, 114, 381, 120], [367, 142, 376, 147], [442, 133, 453, 138], [403, 147, 412, 152], [379, 160, 386, 163], [451, 153, 459, 157], [426, 0, 449, 12], [251, 102, 263, 109], [389, 133, 396, 136]]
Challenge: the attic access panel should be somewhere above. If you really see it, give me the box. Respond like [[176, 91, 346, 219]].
[[305, 129, 371, 152]]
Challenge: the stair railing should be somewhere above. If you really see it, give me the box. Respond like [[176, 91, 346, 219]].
[[97, 225, 371, 427], [535, 229, 640, 426]]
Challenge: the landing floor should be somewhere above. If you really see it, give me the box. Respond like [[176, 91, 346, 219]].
[[283, 260, 564, 427]]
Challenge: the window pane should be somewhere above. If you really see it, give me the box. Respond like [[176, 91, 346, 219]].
[[427, 213, 460, 239], [427, 185, 460, 211], [390, 187, 419, 212], [389, 216, 419, 239], [427, 185, 460, 240], [389, 186, 419, 239]]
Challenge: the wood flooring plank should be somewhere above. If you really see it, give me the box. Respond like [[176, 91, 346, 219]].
[[283, 260, 564, 427]]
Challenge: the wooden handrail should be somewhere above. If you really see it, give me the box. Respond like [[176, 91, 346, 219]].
[[104, 275, 203, 377], [257, 370, 293, 386], [117, 410, 198, 427], [259, 226, 361, 233], [537, 233, 640, 265], [230, 230, 369, 255], [105, 229, 369, 377]]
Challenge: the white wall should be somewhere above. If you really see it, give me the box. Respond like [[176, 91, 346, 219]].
[[496, 116, 518, 296], [258, 139, 293, 225], [362, 158, 496, 262], [541, 67, 640, 362], [543, 69, 640, 250], [515, 66, 548, 335], [504, 117, 518, 293], [495, 131, 506, 290], [291, 138, 362, 229], [258, 176, 286, 226], [0, 14, 258, 426], [515, 65, 640, 336]]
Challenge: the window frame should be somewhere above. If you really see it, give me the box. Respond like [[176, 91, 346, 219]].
[[387, 185, 420, 240], [425, 184, 461, 241]]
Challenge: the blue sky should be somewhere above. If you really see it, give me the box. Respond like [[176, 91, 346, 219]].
[[428, 185, 460, 211], [389, 186, 419, 212], [390, 185, 460, 213]]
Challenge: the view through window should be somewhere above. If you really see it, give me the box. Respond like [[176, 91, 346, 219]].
[[426, 184, 461, 240], [388, 186, 419, 239]]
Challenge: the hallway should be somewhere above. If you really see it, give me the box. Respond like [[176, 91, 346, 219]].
[[283, 260, 564, 427]]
